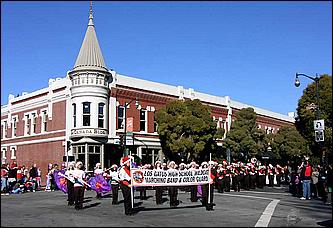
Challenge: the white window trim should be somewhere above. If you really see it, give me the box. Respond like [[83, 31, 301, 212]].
[[30, 111, 38, 135], [22, 113, 30, 136], [1, 120, 8, 139], [117, 106, 125, 130], [82, 102, 91, 127], [98, 103, 105, 128], [10, 146, 17, 160], [1, 147, 7, 159], [72, 103, 77, 128], [11, 115, 18, 138], [140, 109, 148, 133], [40, 108, 48, 133]]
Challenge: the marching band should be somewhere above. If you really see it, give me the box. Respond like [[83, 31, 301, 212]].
[[52, 156, 294, 215]]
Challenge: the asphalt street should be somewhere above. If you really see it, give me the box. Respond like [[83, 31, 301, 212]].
[[1, 186, 332, 227]]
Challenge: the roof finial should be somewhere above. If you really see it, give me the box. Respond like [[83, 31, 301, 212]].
[[88, 1, 94, 26]]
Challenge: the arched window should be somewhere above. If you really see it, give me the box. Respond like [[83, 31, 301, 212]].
[[98, 103, 105, 128], [83, 102, 91, 126]]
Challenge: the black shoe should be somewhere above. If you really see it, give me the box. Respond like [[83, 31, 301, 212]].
[[125, 210, 135, 216]]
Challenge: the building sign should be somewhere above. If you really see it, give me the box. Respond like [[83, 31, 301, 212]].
[[71, 128, 107, 136], [314, 119, 325, 131], [127, 117, 134, 132]]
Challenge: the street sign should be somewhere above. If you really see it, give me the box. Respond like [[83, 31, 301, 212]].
[[314, 119, 325, 130], [315, 130, 324, 142]]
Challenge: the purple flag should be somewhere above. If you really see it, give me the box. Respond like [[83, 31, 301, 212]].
[[88, 174, 111, 194], [197, 185, 202, 197], [53, 170, 68, 194]]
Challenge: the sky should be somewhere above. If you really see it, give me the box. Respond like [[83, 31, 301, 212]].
[[1, 1, 332, 116]]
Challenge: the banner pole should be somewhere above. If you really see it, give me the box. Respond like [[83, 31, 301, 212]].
[[208, 152, 212, 206], [130, 157, 134, 209]]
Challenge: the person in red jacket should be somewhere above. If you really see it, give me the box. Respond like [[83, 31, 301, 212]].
[[118, 156, 134, 215], [300, 160, 312, 200]]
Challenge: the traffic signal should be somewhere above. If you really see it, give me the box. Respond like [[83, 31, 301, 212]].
[[315, 130, 324, 142]]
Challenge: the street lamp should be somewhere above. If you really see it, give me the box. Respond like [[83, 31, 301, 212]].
[[123, 98, 140, 156], [294, 72, 325, 165], [295, 73, 321, 119]]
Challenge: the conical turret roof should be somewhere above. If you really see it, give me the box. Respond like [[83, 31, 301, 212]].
[[73, 5, 108, 72]]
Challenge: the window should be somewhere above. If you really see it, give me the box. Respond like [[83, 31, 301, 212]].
[[2, 121, 8, 138], [10, 146, 16, 160], [2, 148, 6, 159], [42, 110, 48, 132], [140, 109, 147, 132], [32, 113, 37, 134], [25, 114, 30, 135], [72, 104, 77, 127], [88, 145, 101, 153], [12, 117, 17, 137], [83, 102, 91, 126], [154, 112, 158, 132], [98, 103, 105, 128], [117, 106, 125, 130]]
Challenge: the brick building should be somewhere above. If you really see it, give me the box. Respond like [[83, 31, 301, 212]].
[[1, 6, 294, 182]]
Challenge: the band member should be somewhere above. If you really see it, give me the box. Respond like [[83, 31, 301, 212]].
[[249, 166, 257, 189], [201, 161, 215, 211], [232, 164, 241, 192], [275, 164, 282, 187], [65, 161, 75, 206], [257, 163, 266, 189], [118, 156, 134, 215], [154, 161, 163, 205], [243, 165, 250, 190], [73, 161, 86, 210], [267, 164, 275, 187], [94, 163, 103, 199], [188, 161, 198, 202], [168, 161, 179, 207], [109, 164, 119, 205]]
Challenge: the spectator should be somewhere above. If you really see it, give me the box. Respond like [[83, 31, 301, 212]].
[[300, 160, 312, 200], [29, 164, 39, 190], [8, 161, 18, 192], [1, 163, 9, 194], [325, 164, 332, 205], [45, 163, 53, 191], [311, 167, 319, 199]]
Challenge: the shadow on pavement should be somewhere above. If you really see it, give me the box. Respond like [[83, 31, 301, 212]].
[[82, 202, 101, 209], [317, 220, 333, 227], [134, 204, 204, 213]]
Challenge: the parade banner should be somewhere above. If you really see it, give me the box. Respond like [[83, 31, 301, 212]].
[[131, 168, 213, 187]]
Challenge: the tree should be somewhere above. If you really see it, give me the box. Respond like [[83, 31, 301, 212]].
[[223, 107, 269, 161], [155, 99, 224, 163], [271, 126, 310, 165], [295, 74, 332, 163]]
